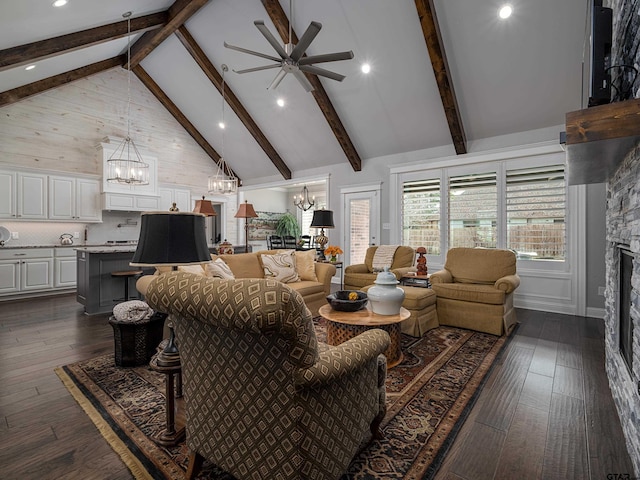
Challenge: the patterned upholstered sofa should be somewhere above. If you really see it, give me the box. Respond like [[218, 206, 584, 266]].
[[144, 272, 391, 480]]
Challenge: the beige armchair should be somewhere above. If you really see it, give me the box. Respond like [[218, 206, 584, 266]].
[[430, 247, 520, 336], [144, 272, 391, 480], [344, 245, 415, 290]]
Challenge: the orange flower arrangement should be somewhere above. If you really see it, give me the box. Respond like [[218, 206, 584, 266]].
[[324, 245, 343, 257]]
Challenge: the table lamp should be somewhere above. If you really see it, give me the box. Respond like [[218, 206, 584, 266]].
[[310, 209, 334, 260], [234, 200, 258, 253], [130, 211, 211, 366]]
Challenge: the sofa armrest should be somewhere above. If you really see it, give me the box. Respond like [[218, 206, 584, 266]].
[[344, 263, 369, 274], [295, 329, 391, 388], [314, 262, 337, 294], [135, 274, 155, 297], [429, 269, 452, 284], [392, 266, 414, 279], [494, 274, 520, 293]]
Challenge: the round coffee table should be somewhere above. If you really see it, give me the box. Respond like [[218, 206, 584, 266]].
[[318, 304, 410, 368]]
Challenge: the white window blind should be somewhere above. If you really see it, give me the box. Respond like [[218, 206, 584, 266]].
[[402, 178, 441, 255], [448, 172, 497, 248], [506, 165, 565, 260]]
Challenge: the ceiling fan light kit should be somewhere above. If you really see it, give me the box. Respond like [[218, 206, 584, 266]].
[[224, 1, 354, 93]]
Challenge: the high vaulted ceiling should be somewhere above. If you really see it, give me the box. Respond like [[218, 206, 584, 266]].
[[0, 0, 588, 184]]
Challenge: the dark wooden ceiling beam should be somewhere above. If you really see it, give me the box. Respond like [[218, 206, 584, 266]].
[[0, 12, 166, 73], [0, 57, 123, 107], [414, 0, 467, 155], [129, 0, 210, 68], [132, 65, 241, 183], [175, 26, 292, 180], [260, 0, 362, 172]]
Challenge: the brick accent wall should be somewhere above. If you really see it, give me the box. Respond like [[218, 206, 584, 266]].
[[605, 144, 640, 475]]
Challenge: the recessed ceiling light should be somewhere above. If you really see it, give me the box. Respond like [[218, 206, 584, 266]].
[[276, 98, 285, 107], [499, 4, 513, 19], [218, 122, 225, 129], [361, 63, 371, 74], [25, 64, 36, 71], [53, 0, 68, 7]]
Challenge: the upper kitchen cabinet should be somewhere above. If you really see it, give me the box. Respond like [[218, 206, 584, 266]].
[[0, 170, 47, 220], [49, 176, 101, 222], [159, 186, 192, 212]]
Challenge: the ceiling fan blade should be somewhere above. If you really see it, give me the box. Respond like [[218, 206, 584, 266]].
[[298, 51, 354, 66], [267, 69, 288, 90], [254, 20, 288, 59], [290, 21, 322, 62], [299, 65, 345, 82], [224, 42, 282, 63], [233, 64, 282, 74], [293, 70, 315, 92]]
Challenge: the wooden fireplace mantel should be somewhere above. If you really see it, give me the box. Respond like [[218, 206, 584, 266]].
[[565, 97, 640, 185]]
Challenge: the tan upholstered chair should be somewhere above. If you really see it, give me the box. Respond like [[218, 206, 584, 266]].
[[144, 272, 391, 480], [430, 247, 520, 336], [344, 245, 415, 290]]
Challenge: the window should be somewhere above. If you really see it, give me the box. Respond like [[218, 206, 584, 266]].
[[449, 172, 497, 248], [506, 165, 565, 260], [399, 162, 566, 262], [402, 178, 440, 254]]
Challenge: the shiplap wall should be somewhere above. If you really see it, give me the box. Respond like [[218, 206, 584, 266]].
[[0, 67, 217, 189], [0, 67, 240, 243]]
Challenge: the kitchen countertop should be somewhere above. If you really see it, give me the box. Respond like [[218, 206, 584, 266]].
[[0, 243, 138, 250]]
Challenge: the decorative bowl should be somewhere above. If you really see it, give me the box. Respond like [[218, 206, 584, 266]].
[[326, 290, 368, 312]]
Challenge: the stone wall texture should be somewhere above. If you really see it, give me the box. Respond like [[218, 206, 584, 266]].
[[605, 143, 640, 476], [606, 0, 640, 99]]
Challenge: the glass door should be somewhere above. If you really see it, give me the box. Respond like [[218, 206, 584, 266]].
[[343, 189, 380, 266]]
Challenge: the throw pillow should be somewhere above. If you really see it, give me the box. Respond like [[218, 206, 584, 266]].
[[261, 251, 299, 283], [178, 264, 205, 275], [204, 258, 235, 279], [294, 249, 317, 281]]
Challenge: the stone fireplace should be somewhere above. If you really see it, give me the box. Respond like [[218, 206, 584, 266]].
[[605, 144, 640, 474]]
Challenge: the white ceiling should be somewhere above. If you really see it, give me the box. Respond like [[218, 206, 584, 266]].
[[0, 0, 589, 183]]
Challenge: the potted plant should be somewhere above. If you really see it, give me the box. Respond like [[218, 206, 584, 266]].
[[276, 212, 301, 238]]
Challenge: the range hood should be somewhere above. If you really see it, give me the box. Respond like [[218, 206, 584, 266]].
[[565, 97, 640, 185]]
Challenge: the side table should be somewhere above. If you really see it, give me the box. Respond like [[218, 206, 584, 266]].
[[149, 352, 185, 447], [319, 260, 343, 289], [400, 274, 431, 288]]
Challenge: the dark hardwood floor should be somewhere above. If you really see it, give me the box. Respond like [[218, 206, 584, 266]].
[[0, 294, 635, 479]]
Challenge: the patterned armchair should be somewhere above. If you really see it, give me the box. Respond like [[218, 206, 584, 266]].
[[144, 272, 391, 480]]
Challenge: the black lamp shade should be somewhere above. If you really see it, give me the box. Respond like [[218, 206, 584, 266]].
[[130, 212, 210, 267], [310, 209, 334, 228]]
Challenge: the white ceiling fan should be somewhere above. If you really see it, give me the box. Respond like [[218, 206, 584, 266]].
[[224, 2, 354, 92]]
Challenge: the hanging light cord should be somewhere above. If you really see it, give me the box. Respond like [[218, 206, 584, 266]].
[[124, 12, 132, 142]]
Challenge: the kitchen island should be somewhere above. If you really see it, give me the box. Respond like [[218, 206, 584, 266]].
[[76, 246, 150, 315]]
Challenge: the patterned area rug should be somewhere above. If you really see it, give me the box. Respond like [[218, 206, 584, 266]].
[[56, 321, 510, 480]]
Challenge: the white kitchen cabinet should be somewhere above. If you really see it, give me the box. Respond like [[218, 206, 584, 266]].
[[0, 170, 47, 219], [0, 259, 20, 294], [0, 171, 16, 219], [102, 192, 161, 211], [49, 176, 101, 221], [159, 186, 192, 212], [21, 257, 54, 291], [17, 172, 48, 219], [54, 248, 77, 288]]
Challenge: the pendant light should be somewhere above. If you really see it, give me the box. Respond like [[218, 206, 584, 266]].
[[208, 64, 238, 195], [294, 185, 315, 211], [106, 12, 149, 185]]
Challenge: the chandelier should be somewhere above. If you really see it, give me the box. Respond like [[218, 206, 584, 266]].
[[294, 185, 315, 211], [106, 12, 149, 185], [208, 64, 238, 195]]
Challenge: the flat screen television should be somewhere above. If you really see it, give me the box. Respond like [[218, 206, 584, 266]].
[[588, 0, 612, 106]]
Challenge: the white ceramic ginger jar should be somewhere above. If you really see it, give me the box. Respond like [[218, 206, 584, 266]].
[[367, 267, 405, 315]]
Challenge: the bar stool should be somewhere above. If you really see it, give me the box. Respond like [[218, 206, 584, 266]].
[[111, 270, 143, 302]]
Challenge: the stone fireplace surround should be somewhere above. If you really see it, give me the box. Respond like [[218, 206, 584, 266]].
[[605, 143, 640, 474]]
